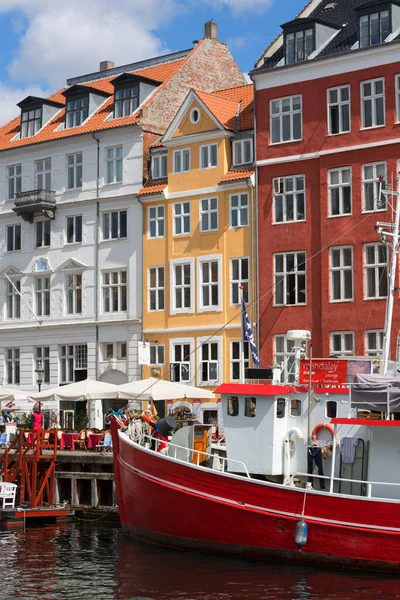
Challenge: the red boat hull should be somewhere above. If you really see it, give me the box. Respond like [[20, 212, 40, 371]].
[[111, 422, 400, 571]]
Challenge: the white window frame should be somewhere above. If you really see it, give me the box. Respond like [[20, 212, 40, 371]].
[[360, 78, 385, 129], [102, 270, 127, 313], [329, 246, 353, 302], [364, 243, 388, 300], [270, 95, 302, 144], [148, 266, 165, 312], [200, 143, 218, 170], [35, 158, 52, 190], [66, 272, 82, 315], [6, 224, 21, 252], [150, 344, 165, 366], [173, 149, 190, 174], [102, 342, 127, 361], [197, 254, 222, 313], [105, 145, 123, 184], [327, 85, 351, 135], [365, 330, 384, 357], [328, 167, 352, 217], [274, 335, 296, 383], [362, 161, 387, 212], [102, 210, 127, 240], [35, 275, 51, 317], [5, 348, 20, 385], [6, 278, 21, 320], [169, 338, 194, 384], [230, 257, 249, 305], [148, 205, 165, 239], [66, 215, 83, 244], [230, 193, 249, 228], [200, 197, 218, 233], [330, 332, 354, 357], [170, 258, 195, 315], [274, 251, 307, 306], [66, 152, 83, 190], [273, 174, 306, 224], [230, 340, 250, 382], [197, 336, 222, 386], [59, 344, 88, 384], [151, 153, 168, 180], [35, 220, 51, 248], [34, 346, 50, 385], [173, 201, 190, 236], [233, 139, 253, 166], [6, 164, 22, 200]]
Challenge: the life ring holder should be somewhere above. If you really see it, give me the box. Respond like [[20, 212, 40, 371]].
[[311, 423, 337, 451]]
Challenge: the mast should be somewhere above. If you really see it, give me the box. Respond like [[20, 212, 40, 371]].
[[378, 173, 400, 375]]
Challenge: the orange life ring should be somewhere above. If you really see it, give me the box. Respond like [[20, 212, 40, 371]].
[[311, 423, 336, 450]]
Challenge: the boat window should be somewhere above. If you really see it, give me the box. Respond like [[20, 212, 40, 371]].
[[245, 397, 256, 418], [290, 399, 302, 416], [277, 398, 286, 419], [326, 400, 337, 418], [227, 396, 239, 416]]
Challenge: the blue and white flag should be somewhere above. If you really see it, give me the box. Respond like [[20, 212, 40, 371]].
[[241, 295, 261, 368]]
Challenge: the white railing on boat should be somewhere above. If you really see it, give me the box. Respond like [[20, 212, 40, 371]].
[[142, 434, 250, 478], [295, 471, 400, 499]]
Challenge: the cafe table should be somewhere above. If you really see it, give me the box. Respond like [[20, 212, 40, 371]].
[[87, 433, 103, 450], [60, 432, 80, 451]]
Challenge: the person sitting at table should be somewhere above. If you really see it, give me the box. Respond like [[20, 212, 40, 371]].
[[2, 410, 10, 425], [30, 404, 44, 430]]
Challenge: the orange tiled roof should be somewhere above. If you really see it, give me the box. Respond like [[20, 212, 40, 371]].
[[219, 166, 255, 184], [150, 137, 165, 149], [213, 84, 254, 131], [195, 84, 254, 132], [0, 57, 187, 152], [138, 179, 167, 196]]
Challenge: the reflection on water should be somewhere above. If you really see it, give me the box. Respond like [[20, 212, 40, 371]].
[[0, 523, 399, 600]]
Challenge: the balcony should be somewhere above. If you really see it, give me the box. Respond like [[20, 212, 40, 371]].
[[13, 189, 56, 223]]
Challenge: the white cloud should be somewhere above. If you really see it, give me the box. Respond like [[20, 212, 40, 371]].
[[0, 83, 51, 126]]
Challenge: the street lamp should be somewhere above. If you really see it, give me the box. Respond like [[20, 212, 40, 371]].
[[35, 360, 45, 393]]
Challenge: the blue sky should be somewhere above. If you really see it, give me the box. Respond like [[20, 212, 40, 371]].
[[0, 0, 306, 124]]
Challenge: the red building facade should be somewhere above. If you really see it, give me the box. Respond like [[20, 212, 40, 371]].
[[252, 0, 400, 378]]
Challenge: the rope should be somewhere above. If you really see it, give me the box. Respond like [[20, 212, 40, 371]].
[[72, 505, 118, 522]]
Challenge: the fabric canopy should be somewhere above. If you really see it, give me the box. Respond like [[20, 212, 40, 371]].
[[352, 373, 400, 411], [118, 377, 215, 401], [28, 378, 135, 402], [0, 387, 28, 402]]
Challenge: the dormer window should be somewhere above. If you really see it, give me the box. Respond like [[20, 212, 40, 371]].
[[281, 17, 340, 66], [21, 108, 42, 138], [151, 153, 168, 179], [66, 96, 89, 128], [111, 73, 161, 119], [115, 86, 139, 118], [359, 10, 390, 47], [62, 85, 110, 130], [286, 28, 314, 64], [233, 139, 253, 166], [17, 96, 63, 139]]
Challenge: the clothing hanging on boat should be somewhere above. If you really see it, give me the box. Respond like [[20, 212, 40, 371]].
[[340, 437, 358, 464], [307, 446, 325, 490]]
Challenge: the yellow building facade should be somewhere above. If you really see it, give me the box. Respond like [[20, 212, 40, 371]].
[[139, 85, 255, 429]]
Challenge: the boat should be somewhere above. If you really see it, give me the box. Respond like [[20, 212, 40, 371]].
[[110, 182, 400, 571]]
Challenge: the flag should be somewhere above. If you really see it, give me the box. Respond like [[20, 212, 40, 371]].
[[241, 295, 261, 367]]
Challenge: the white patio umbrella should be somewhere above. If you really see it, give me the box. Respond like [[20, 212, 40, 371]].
[[0, 387, 30, 410], [117, 377, 215, 401], [28, 378, 136, 402]]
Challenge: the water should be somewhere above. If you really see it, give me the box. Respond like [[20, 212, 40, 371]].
[[0, 523, 399, 600]]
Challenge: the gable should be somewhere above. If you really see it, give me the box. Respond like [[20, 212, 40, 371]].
[[172, 100, 221, 139], [57, 259, 86, 271]]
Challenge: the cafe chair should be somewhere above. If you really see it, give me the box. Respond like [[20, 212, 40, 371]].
[[96, 433, 112, 453], [74, 430, 87, 451]]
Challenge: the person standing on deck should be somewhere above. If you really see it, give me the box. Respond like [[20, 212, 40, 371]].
[[30, 404, 44, 430]]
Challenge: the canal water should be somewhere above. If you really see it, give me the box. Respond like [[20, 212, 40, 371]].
[[0, 523, 399, 600]]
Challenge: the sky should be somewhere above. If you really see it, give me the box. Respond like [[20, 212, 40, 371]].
[[0, 0, 306, 126]]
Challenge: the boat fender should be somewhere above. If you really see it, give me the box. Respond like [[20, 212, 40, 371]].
[[311, 423, 336, 451], [295, 518, 308, 551]]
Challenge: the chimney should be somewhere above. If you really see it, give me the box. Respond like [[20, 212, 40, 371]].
[[204, 20, 218, 41], [100, 60, 115, 72]]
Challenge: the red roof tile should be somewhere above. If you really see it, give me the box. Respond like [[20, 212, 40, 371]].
[[138, 179, 167, 196], [212, 84, 254, 131], [219, 167, 254, 184], [196, 90, 240, 131]]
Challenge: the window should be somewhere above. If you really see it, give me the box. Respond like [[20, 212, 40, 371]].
[[102, 210, 127, 240], [245, 397, 256, 418], [106, 146, 123, 184], [230, 258, 249, 304], [230, 193, 248, 228], [7, 224, 21, 252], [5, 348, 20, 385], [361, 79, 385, 128], [328, 168, 352, 216], [270, 95, 302, 144], [35, 347, 50, 385], [273, 175, 305, 223], [327, 85, 350, 134], [173, 201, 190, 235], [359, 10, 390, 48], [59, 344, 87, 384], [35, 276, 50, 316], [148, 205, 165, 238], [200, 143, 218, 169], [230, 341, 250, 381], [290, 400, 302, 416], [21, 108, 41, 138], [36, 220, 51, 248], [7, 165, 22, 200], [396, 75, 400, 122], [363, 162, 386, 211], [103, 342, 127, 360], [172, 261, 192, 312], [364, 243, 388, 299], [6, 279, 21, 319], [67, 153, 83, 189], [365, 330, 384, 357], [330, 246, 353, 302], [148, 266, 165, 311], [170, 343, 191, 382], [200, 342, 219, 383], [227, 396, 239, 416], [330, 332, 354, 356], [151, 154, 167, 180], [200, 197, 218, 232], [102, 271, 127, 312], [66, 96, 89, 128], [275, 335, 296, 383], [150, 345, 165, 366], [66, 273, 82, 314], [274, 252, 306, 305], [285, 28, 314, 64], [199, 257, 220, 310], [277, 398, 286, 419], [36, 158, 52, 189], [326, 400, 337, 419], [233, 139, 253, 166], [190, 108, 200, 124], [173, 149, 190, 174], [66, 215, 82, 244], [115, 86, 139, 118]]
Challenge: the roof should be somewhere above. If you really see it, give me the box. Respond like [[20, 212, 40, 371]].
[[138, 179, 167, 196], [219, 166, 255, 184], [253, 0, 400, 73], [192, 84, 253, 133], [332, 418, 400, 427], [0, 55, 189, 152]]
